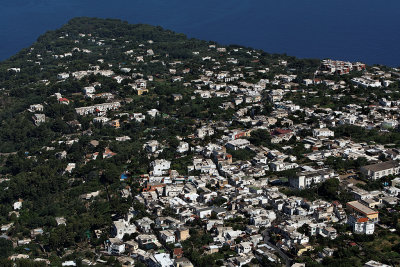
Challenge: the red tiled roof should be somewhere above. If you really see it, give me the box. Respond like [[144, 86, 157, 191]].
[[357, 217, 368, 223], [272, 128, 292, 135], [173, 248, 183, 255]]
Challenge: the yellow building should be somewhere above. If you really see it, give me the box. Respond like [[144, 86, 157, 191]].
[[295, 243, 313, 256], [177, 228, 190, 241], [110, 120, 120, 128], [137, 88, 149, 95], [346, 201, 379, 222]]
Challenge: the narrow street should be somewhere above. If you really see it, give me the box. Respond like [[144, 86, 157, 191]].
[[263, 230, 292, 267]]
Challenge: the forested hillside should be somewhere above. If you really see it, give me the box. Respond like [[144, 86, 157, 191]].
[[0, 17, 398, 266]]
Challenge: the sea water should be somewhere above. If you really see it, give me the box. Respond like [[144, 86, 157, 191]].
[[1, 0, 399, 66]]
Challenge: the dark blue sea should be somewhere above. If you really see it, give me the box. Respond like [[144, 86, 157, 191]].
[[1, 0, 399, 66]]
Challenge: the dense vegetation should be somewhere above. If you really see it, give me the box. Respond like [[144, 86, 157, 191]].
[[0, 17, 398, 266]]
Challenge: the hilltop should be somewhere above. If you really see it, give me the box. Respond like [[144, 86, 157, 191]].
[[0, 17, 399, 266]]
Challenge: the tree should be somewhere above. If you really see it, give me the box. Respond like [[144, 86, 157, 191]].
[[298, 223, 310, 235], [227, 148, 256, 161], [249, 129, 271, 147], [0, 239, 13, 259], [318, 178, 340, 200], [100, 164, 120, 186]]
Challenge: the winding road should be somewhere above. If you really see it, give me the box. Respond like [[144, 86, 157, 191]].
[[263, 230, 293, 267]]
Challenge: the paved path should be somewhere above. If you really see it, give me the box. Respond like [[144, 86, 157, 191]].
[[263, 230, 292, 267]]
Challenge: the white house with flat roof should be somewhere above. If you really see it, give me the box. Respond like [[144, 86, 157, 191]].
[[360, 160, 400, 180]]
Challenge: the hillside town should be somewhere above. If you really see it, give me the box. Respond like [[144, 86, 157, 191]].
[[0, 18, 399, 267]]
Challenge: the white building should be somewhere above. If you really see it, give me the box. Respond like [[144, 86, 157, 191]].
[[93, 117, 110, 124], [32, 114, 46, 126], [112, 214, 137, 240], [351, 77, 382, 88], [269, 161, 298, 172], [339, 115, 357, 125], [226, 139, 251, 151], [289, 169, 336, 189], [29, 104, 44, 112], [177, 141, 189, 153], [133, 113, 146, 122], [318, 226, 337, 240], [8, 68, 20, 72], [236, 242, 252, 254], [196, 207, 213, 219], [196, 127, 214, 139], [75, 102, 121, 115], [348, 214, 374, 235], [159, 230, 176, 244], [83, 86, 96, 94], [151, 159, 171, 176], [303, 79, 313, 86], [65, 163, 76, 173], [144, 140, 160, 153], [360, 161, 400, 180], [313, 128, 334, 138], [57, 73, 70, 80], [364, 260, 390, 267], [137, 234, 158, 247], [116, 136, 131, 142], [13, 201, 22, 210], [147, 109, 159, 118], [106, 238, 125, 255], [149, 253, 174, 267]]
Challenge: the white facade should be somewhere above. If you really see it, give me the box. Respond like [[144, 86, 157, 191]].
[[364, 260, 390, 267], [177, 142, 189, 153], [196, 127, 214, 139], [32, 114, 46, 126], [149, 253, 174, 267], [75, 102, 121, 115], [83, 86, 96, 94], [29, 104, 44, 112], [226, 139, 250, 151], [348, 215, 375, 235], [360, 161, 400, 180], [144, 140, 159, 153], [159, 230, 176, 244], [133, 113, 146, 122], [151, 160, 171, 176], [107, 238, 125, 255], [269, 161, 298, 172], [236, 242, 252, 254], [13, 201, 22, 210], [313, 128, 334, 138], [137, 234, 158, 246], [147, 109, 159, 118], [57, 73, 70, 80], [93, 117, 110, 124], [351, 77, 382, 88], [196, 207, 213, 219], [290, 169, 335, 189], [113, 216, 137, 240]]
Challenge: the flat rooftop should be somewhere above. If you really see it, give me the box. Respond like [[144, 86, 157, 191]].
[[347, 201, 378, 215], [362, 160, 399, 172]]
